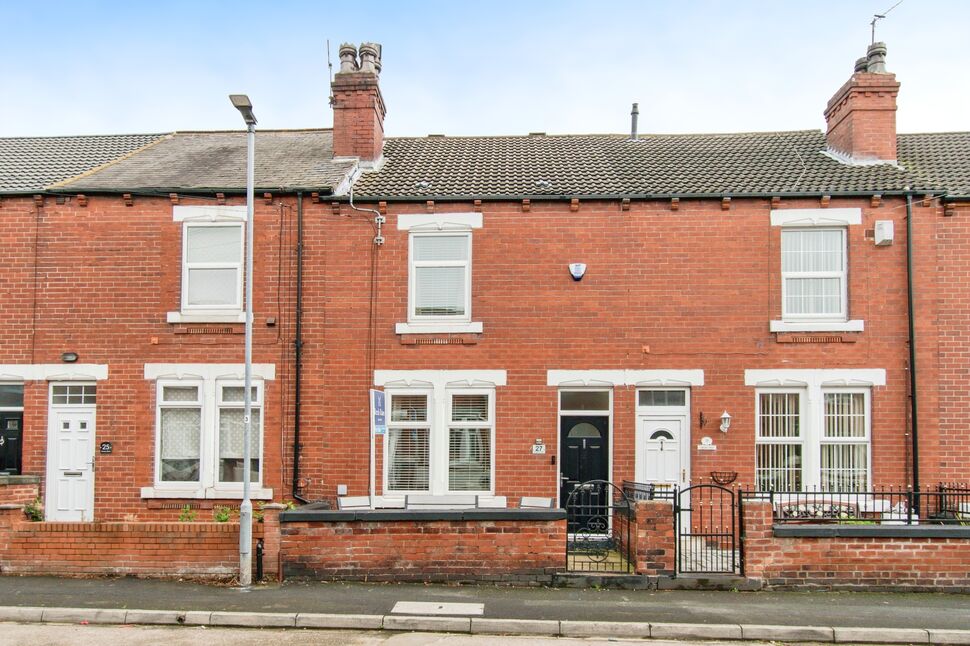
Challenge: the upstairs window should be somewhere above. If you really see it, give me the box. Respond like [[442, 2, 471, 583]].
[[781, 229, 846, 321], [410, 233, 471, 320], [182, 223, 243, 312], [769, 208, 862, 333]]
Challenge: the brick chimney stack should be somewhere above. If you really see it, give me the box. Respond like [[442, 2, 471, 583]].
[[331, 42, 386, 162], [824, 42, 900, 163]]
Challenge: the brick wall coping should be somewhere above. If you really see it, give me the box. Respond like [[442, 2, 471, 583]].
[[280, 508, 566, 523], [773, 524, 970, 538], [16, 521, 243, 533], [0, 475, 41, 486]]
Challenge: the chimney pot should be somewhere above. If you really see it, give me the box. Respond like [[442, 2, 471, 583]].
[[338, 43, 359, 73], [854, 57, 869, 73], [866, 41, 888, 73], [359, 42, 381, 75]]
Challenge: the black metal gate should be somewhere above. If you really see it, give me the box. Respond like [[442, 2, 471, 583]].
[[674, 484, 741, 575], [565, 480, 633, 573]]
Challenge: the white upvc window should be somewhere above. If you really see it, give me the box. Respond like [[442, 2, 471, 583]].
[[769, 208, 863, 333], [394, 213, 483, 335], [167, 205, 248, 324], [409, 232, 471, 321], [384, 389, 495, 496], [781, 228, 847, 321], [152, 377, 264, 497], [182, 222, 244, 312], [755, 387, 871, 492], [386, 392, 432, 492]]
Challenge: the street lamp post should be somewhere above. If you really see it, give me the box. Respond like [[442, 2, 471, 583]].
[[229, 94, 256, 587]]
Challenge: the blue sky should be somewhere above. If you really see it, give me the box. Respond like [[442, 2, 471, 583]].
[[2, 1, 967, 137]]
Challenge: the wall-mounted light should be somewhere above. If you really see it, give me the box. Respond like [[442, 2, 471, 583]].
[[568, 263, 587, 281], [61, 352, 79, 363], [719, 410, 732, 433]]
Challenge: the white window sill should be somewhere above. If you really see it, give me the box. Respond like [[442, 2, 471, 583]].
[[167, 311, 246, 324], [770, 320, 864, 333], [140, 486, 273, 500], [395, 321, 483, 335]]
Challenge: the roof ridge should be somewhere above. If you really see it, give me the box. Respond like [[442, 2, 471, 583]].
[[899, 131, 970, 136], [0, 133, 167, 142], [384, 129, 823, 141], [171, 128, 333, 135], [48, 134, 172, 190]]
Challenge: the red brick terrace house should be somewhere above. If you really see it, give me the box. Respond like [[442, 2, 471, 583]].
[[1, 41, 968, 525]]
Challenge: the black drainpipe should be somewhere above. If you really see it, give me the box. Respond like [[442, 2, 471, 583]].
[[905, 191, 920, 493], [292, 191, 309, 504]]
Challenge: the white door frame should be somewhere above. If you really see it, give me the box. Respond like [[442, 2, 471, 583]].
[[45, 384, 97, 521], [634, 388, 691, 489]]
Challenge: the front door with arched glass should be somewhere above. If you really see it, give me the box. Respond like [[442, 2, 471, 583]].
[[559, 416, 609, 506], [637, 416, 688, 489]]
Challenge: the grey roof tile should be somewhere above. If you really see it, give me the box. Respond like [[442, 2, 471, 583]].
[[59, 130, 354, 192], [898, 132, 970, 196], [3, 128, 968, 199], [353, 130, 941, 198], [0, 134, 164, 193]]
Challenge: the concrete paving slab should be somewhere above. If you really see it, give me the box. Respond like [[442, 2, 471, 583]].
[[383, 615, 472, 633], [0, 606, 44, 622], [742, 623, 835, 642], [392, 601, 484, 616], [559, 620, 651, 638], [470, 618, 560, 636], [928, 630, 970, 645], [834, 627, 930, 643], [41, 607, 128, 624], [295, 613, 383, 629], [651, 621, 744, 640], [209, 611, 296, 628]]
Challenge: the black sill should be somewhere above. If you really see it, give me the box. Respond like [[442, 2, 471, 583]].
[[773, 524, 970, 538]]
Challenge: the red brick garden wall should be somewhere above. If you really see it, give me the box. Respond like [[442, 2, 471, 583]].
[[0, 479, 40, 507], [742, 500, 970, 591], [281, 516, 566, 583], [0, 507, 264, 580]]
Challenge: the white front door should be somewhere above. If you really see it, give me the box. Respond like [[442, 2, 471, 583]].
[[46, 408, 96, 521], [637, 416, 688, 490]]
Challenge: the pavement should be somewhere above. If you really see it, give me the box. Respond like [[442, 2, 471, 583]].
[[1, 576, 969, 643]]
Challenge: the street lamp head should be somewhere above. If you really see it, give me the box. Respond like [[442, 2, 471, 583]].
[[229, 94, 257, 125]]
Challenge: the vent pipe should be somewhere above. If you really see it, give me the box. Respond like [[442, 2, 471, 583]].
[[630, 103, 639, 140]]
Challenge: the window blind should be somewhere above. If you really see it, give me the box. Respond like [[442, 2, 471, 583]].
[[387, 428, 430, 491], [449, 427, 490, 491], [781, 229, 845, 317]]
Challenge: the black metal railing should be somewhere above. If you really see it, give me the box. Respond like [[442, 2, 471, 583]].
[[739, 484, 970, 526], [622, 480, 656, 501]]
